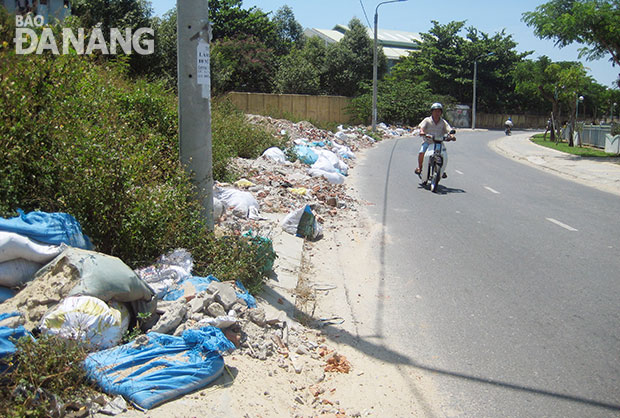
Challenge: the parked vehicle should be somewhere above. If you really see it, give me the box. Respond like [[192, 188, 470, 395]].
[[419, 129, 456, 193]]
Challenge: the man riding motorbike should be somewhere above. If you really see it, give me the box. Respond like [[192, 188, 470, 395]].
[[504, 117, 513, 135], [416, 103, 455, 178]]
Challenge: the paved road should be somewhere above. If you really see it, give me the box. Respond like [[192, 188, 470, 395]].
[[355, 130, 620, 417]]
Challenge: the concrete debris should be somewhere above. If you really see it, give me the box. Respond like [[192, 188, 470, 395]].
[[209, 280, 239, 310]]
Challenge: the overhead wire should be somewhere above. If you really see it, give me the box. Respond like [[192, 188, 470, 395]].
[[359, 0, 372, 28]]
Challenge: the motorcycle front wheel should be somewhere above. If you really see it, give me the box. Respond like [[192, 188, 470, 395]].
[[430, 164, 441, 192]]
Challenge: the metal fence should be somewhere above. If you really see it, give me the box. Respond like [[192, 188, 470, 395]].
[[580, 124, 611, 148]]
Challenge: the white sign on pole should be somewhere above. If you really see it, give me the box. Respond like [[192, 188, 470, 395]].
[[197, 40, 210, 85]]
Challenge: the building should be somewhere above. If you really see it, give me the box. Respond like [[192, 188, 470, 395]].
[[304, 24, 421, 69], [2, 0, 71, 23]]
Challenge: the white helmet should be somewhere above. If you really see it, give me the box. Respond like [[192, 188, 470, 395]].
[[430, 102, 443, 111]]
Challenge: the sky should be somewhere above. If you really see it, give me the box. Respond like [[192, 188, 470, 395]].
[[150, 0, 619, 88]]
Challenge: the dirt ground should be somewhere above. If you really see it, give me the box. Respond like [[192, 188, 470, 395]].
[[101, 147, 445, 418]]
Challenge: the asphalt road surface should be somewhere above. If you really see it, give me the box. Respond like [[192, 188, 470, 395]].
[[355, 130, 620, 417]]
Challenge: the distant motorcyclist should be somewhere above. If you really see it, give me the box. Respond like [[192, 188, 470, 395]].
[[504, 117, 513, 135], [416, 103, 454, 178]]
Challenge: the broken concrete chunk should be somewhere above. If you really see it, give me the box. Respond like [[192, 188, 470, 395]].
[[188, 295, 211, 314], [207, 301, 226, 318], [264, 305, 287, 325], [208, 281, 238, 310], [248, 307, 266, 327], [150, 301, 187, 334]]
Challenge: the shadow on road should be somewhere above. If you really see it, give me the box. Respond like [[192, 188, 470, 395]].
[[264, 137, 620, 413]]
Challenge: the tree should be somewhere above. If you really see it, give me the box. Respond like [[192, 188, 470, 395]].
[[391, 21, 529, 112], [210, 36, 276, 94], [323, 18, 386, 97], [275, 37, 326, 94], [272, 5, 305, 55], [208, 0, 278, 48], [149, 9, 177, 83], [71, 0, 153, 33], [514, 57, 591, 143], [523, 0, 620, 85]]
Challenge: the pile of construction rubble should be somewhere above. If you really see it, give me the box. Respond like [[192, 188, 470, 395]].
[[0, 117, 411, 416]]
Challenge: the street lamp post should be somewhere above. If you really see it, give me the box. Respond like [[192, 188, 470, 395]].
[[613, 102, 617, 123], [372, 0, 407, 132], [576, 95, 584, 120], [471, 52, 494, 130]]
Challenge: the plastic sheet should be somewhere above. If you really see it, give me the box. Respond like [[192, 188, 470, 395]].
[[84, 327, 235, 410], [162, 275, 219, 301], [0, 210, 92, 249]]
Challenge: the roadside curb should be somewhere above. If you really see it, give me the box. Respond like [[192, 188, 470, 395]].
[[490, 132, 620, 197]]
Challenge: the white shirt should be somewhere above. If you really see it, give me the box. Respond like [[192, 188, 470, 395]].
[[418, 116, 453, 143]]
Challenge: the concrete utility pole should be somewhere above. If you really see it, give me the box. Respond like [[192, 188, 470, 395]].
[[177, 0, 213, 229]]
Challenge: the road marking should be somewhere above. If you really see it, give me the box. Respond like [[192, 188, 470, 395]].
[[546, 218, 578, 232], [455, 169, 464, 175], [484, 186, 500, 194]]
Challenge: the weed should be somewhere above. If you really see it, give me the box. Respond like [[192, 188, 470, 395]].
[[0, 334, 99, 418]]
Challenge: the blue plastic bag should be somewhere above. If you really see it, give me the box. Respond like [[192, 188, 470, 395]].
[[0, 210, 92, 249], [162, 275, 219, 301], [0, 313, 32, 373], [84, 327, 235, 410], [294, 145, 318, 165], [235, 281, 257, 308]]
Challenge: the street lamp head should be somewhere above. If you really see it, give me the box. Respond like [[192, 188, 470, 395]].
[[579, 95, 584, 101]]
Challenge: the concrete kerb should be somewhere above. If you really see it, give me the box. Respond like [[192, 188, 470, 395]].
[[257, 212, 305, 326], [489, 131, 620, 197]]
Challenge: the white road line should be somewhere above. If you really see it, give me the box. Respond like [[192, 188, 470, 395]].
[[484, 186, 500, 194], [455, 169, 464, 175], [546, 218, 578, 232]]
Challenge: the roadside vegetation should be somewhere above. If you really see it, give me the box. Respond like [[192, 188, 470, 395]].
[[0, 8, 283, 294], [530, 133, 619, 158], [0, 335, 98, 418]]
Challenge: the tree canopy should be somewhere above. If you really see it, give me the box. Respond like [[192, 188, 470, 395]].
[[523, 0, 620, 84], [390, 21, 529, 113]]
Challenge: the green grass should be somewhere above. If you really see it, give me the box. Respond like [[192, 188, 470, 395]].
[[530, 134, 618, 158]]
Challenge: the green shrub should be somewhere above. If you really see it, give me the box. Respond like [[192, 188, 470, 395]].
[[212, 98, 287, 181], [0, 10, 279, 291]]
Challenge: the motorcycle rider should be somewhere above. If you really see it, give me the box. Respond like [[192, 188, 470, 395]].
[[504, 117, 513, 134], [416, 103, 455, 178]]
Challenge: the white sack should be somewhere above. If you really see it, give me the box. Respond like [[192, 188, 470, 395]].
[[39, 295, 130, 349], [0, 258, 43, 287], [332, 143, 356, 160], [307, 168, 345, 185], [0, 231, 63, 263], [215, 188, 261, 219], [261, 147, 287, 163]]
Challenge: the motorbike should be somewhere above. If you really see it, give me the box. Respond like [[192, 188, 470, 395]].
[[419, 129, 456, 193], [504, 124, 512, 135]]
